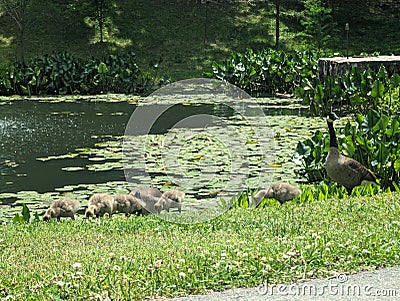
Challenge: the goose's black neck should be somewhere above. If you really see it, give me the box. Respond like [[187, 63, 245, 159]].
[[327, 120, 338, 148]]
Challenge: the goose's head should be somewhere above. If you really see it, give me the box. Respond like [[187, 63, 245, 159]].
[[43, 208, 54, 221], [85, 205, 96, 218], [327, 112, 339, 123]]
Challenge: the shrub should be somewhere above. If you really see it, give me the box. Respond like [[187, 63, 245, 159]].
[[0, 52, 167, 96], [296, 66, 400, 116], [205, 48, 318, 96]]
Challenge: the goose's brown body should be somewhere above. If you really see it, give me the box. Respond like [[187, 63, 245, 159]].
[[154, 190, 185, 213], [85, 193, 114, 218], [254, 182, 301, 205], [43, 198, 80, 220], [113, 194, 146, 215], [130, 187, 163, 214], [325, 113, 377, 194]]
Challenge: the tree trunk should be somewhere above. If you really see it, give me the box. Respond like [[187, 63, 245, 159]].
[[20, 25, 25, 63], [98, 0, 104, 43], [275, 0, 280, 49]]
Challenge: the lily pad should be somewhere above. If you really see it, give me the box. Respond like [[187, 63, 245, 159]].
[[62, 166, 85, 172]]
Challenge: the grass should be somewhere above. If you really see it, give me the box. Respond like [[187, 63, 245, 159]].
[[1, 192, 400, 300]]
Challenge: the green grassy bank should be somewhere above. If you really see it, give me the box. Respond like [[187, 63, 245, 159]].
[[1, 193, 400, 300]]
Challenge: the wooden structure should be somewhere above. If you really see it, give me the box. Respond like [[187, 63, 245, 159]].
[[318, 56, 400, 79]]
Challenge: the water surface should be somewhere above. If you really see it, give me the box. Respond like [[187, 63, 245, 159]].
[[0, 96, 314, 220]]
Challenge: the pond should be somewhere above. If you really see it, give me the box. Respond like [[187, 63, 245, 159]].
[[0, 100, 131, 193], [0, 92, 326, 222]]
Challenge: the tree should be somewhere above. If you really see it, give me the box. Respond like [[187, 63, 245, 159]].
[[0, 0, 31, 62], [300, 0, 337, 52], [90, 0, 109, 43], [68, 0, 116, 44]]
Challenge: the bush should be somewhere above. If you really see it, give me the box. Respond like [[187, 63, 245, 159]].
[[205, 48, 318, 96], [208, 49, 400, 119], [0, 52, 167, 96], [296, 66, 400, 116]]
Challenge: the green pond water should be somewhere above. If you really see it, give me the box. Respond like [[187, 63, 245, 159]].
[[0, 95, 327, 221]]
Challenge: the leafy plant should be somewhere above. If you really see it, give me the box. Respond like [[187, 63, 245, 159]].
[[296, 65, 400, 116], [294, 110, 400, 191], [0, 51, 167, 96], [293, 129, 328, 182], [206, 48, 318, 96], [12, 203, 33, 223]]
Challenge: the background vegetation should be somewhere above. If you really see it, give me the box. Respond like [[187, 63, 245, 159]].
[[0, 0, 399, 81]]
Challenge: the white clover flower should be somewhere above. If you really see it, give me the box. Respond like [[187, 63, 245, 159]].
[[179, 272, 186, 278], [55, 281, 65, 287], [73, 262, 82, 270]]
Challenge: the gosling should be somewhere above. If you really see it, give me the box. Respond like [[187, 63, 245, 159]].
[[43, 198, 80, 221], [254, 182, 301, 206], [130, 187, 162, 214], [113, 194, 146, 216], [85, 193, 114, 218], [154, 190, 185, 213]]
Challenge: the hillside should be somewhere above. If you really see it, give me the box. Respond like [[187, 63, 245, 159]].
[[0, 0, 399, 80]]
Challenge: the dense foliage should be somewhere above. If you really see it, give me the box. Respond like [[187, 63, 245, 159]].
[[300, 0, 338, 52], [293, 110, 400, 190], [209, 48, 400, 117], [206, 49, 318, 96], [297, 65, 400, 116], [0, 51, 166, 96]]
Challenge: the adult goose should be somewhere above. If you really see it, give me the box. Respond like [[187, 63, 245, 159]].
[[325, 112, 378, 194]]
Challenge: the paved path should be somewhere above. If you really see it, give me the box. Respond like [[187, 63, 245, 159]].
[[167, 267, 400, 301]]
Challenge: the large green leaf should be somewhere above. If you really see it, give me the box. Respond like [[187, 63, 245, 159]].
[[22, 203, 31, 222], [394, 159, 400, 172], [295, 141, 311, 157], [370, 80, 384, 98], [375, 144, 389, 167], [98, 62, 108, 74], [373, 115, 390, 132]]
